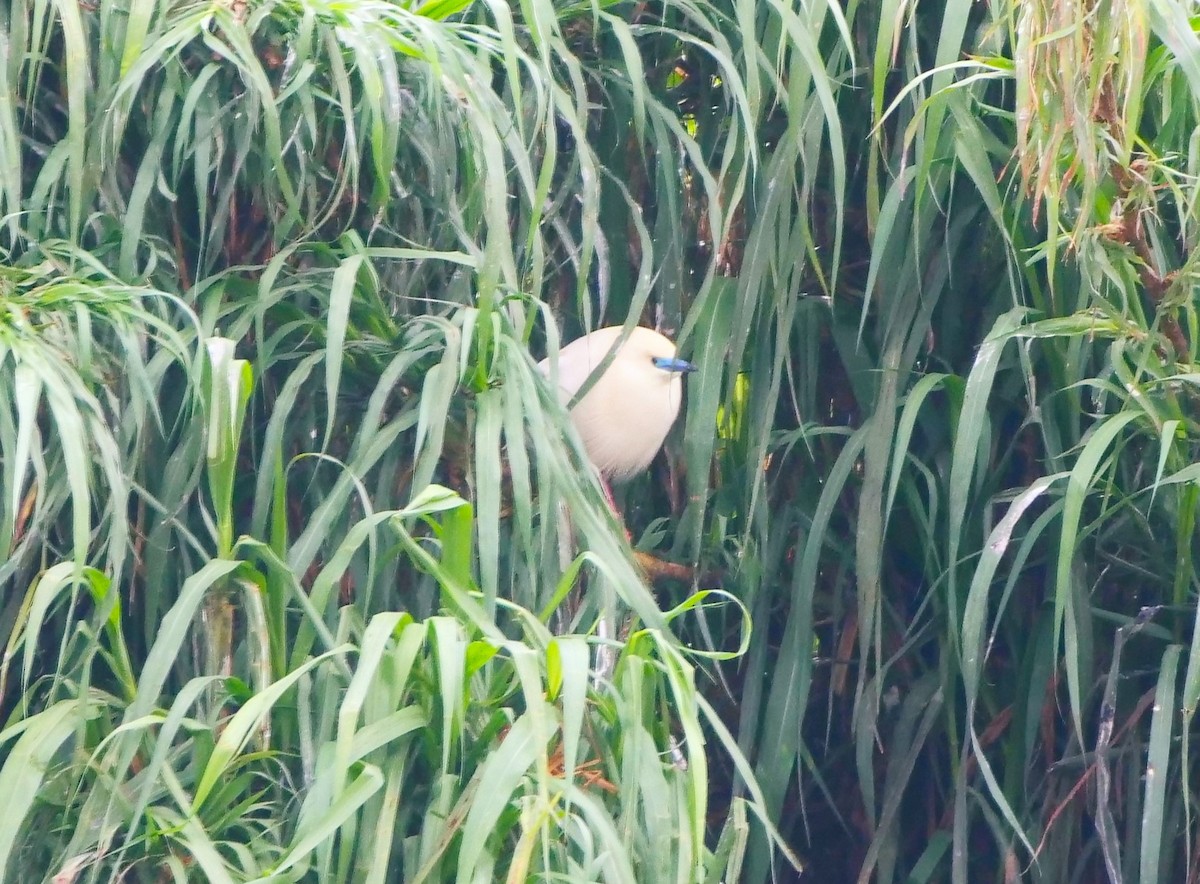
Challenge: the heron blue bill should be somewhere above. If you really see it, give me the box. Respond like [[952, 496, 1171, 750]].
[[652, 356, 696, 373]]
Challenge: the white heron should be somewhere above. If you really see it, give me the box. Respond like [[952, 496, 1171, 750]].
[[538, 325, 695, 503]]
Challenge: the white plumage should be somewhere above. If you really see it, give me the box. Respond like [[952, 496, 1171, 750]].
[[538, 325, 694, 482]]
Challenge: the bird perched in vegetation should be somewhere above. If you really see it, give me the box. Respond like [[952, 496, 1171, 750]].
[[538, 325, 695, 500]]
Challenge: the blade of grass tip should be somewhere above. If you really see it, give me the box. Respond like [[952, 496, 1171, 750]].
[[505, 811, 539, 884], [19, 562, 100, 693], [1054, 410, 1140, 741], [118, 89, 174, 279], [411, 348, 458, 493], [1172, 483, 1199, 608], [117, 0, 156, 75], [250, 350, 323, 536], [431, 617, 467, 777], [336, 612, 406, 791], [1154, 462, 1200, 488], [681, 277, 735, 561], [1148, 419, 1180, 511], [630, 725, 673, 882], [947, 309, 1026, 635], [85, 569, 136, 698], [507, 637, 552, 760], [646, 636, 707, 859], [40, 362, 93, 576], [961, 475, 1063, 700], [50, 0, 89, 238], [474, 389, 503, 614], [885, 373, 950, 524], [910, 0, 974, 199], [26, 142, 69, 241], [410, 768, 486, 882], [950, 102, 1012, 233], [1140, 644, 1181, 884], [434, 490, 475, 601], [10, 363, 41, 530], [377, 621, 434, 711], [499, 349, 534, 574], [962, 707, 1041, 878], [0, 51, 20, 235], [348, 707, 427, 762], [348, 342, 433, 466], [856, 329, 915, 727], [857, 174, 913, 343], [554, 635, 589, 813], [208, 14, 300, 228], [323, 254, 362, 449], [364, 755, 406, 884]]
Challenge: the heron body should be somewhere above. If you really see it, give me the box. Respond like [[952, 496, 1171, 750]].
[[538, 326, 695, 482]]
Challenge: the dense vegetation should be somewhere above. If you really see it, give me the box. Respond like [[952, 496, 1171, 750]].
[[3, 0, 1200, 880]]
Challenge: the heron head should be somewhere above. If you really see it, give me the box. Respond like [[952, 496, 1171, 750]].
[[538, 325, 696, 482], [619, 328, 695, 382]]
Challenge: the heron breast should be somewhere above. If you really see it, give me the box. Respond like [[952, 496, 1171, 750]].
[[569, 368, 683, 482]]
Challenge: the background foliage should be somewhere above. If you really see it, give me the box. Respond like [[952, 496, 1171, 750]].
[[3, 0, 1200, 881]]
